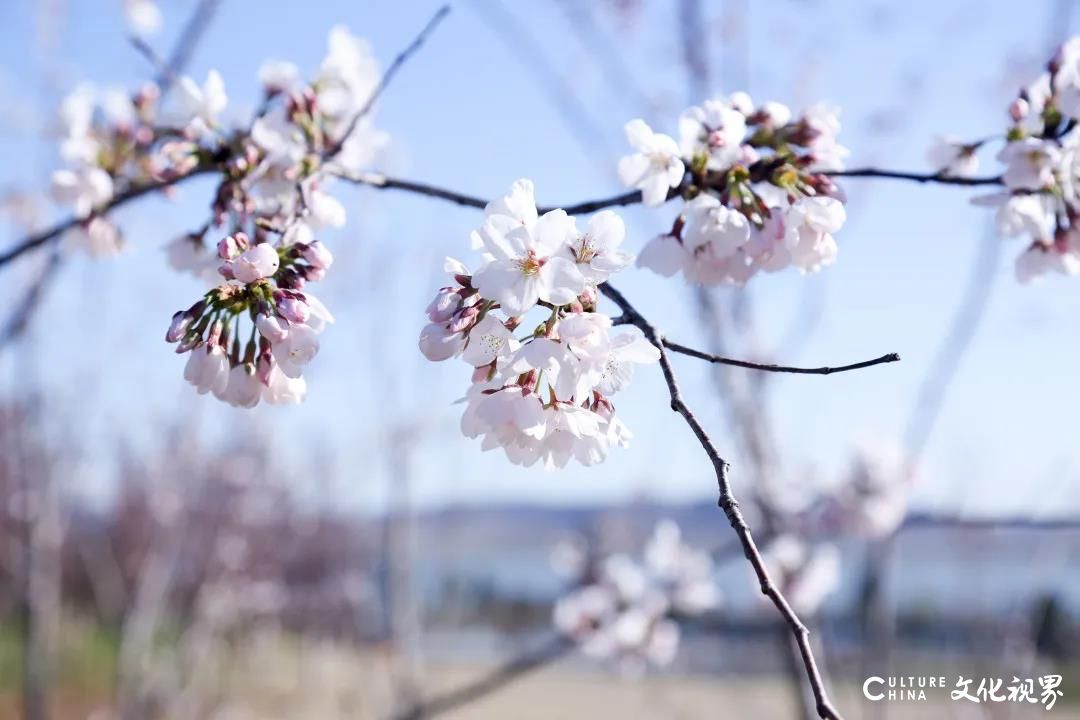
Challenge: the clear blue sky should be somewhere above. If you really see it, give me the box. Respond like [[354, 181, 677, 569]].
[[0, 0, 1077, 517]]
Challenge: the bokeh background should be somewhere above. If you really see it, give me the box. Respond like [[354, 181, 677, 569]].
[[1, 0, 1079, 718]]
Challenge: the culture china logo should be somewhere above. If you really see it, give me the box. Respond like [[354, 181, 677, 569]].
[[863, 675, 1064, 709]]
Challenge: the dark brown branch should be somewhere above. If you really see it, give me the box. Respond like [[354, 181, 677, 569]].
[[825, 168, 1003, 186], [340, 172, 487, 209], [598, 280, 845, 720], [0, 166, 216, 269], [662, 340, 900, 375], [325, 5, 451, 158], [393, 635, 575, 720]]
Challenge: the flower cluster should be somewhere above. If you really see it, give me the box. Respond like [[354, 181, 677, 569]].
[[553, 521, 720, 675], [50, 83, 164, 256], [953, 36, 1080, 282], [166, 229, 335, 407], [163, 25, 385, 280], [159, 26, 387, 404], [618, 94, 849, 285], [419, 179, 659, 468]]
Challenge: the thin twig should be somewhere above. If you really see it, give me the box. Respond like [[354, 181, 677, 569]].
[[0, 250, 62, 348], [340, 172, 487, 209], [662, 340, 900, 375], [393, 635, 575, 720], [129, 0, 222, 98], [598, 280, 845, 720], [325, 5, 452, 159], [0, 166, 216, 269], [825, 168, 1003, 186]]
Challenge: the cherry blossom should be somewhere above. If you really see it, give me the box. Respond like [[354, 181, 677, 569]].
[[926, 135, 980, 178], [51, 167, 113, 218], [123, 0, 162, 36], [421, 180, 656, 467], [627, 94, 849, 286], [617, 119, 685, 206], [552, 521, 719, 674], [950, 37, 1080, 282], [177, 70, 228, 127]]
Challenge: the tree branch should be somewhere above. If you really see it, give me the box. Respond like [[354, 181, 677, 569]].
[[598, 280, 845, 720], [325, 5, 452, 158], [393, 635, 575, 720], [0, 166, 216, 269], [342, 165, 1003, 219], [825, 168, 1003, 186], [661, 340, 900, 375]]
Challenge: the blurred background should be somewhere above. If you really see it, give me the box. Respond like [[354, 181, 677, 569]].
[[1, 0, 1080, 718]]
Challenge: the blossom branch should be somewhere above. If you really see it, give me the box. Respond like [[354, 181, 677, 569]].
[[0, 165, 217, 269], [394, 636, 576, 720], [598, 280, 845, 720], [342, 166, 1003, 219]]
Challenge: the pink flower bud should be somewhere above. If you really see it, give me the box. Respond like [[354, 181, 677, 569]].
[[419, 323, 464, 362], [217, 234, 243, 260], [1009, 97, 1030, 122], [301, 240, 333, 270], [426, 288, 462, 323], [275, 295, 310, 324], [447, 306, 479, 333], [230, 242, 280, 283], [256, 351, 274, 386], [256, 312, 290, 344], [166, 310, 192, 343], [175, 331, 201, 353]]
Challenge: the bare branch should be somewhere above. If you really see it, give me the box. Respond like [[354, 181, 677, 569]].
[[662, 340, 900, 375], [599, 280, 846, 720], [0, 250, 62, 349], [325, 5, 452, 158], [129, 0, 223, 98], [393, 635, 575, 720], [340, 172, 487, 209]]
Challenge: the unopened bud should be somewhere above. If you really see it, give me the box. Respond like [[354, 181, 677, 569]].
[[447, 306, 479, 333], [301, 240, 333, 270], [427, 288, 462, 323], [1009, 97, 1030, 122], [275, 293, 310, 324], [166, 310, 192, 343]]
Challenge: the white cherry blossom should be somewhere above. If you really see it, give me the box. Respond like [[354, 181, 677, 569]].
[[617, 119, 685, 207]]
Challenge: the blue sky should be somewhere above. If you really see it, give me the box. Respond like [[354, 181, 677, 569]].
[[0, 0, 1078, 516]]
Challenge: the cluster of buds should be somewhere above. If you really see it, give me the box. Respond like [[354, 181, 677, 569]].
[[947, 36, 1080, 282], [152, 25, 390, 405], [552, 521, 720, 676], [617, 93, 849, 285], [754, 441, 914, 615], [50, 83, 166, 256], [165, 25, 385, 283], [166, 228, 334, 408], [419, 180, 660, 468]]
